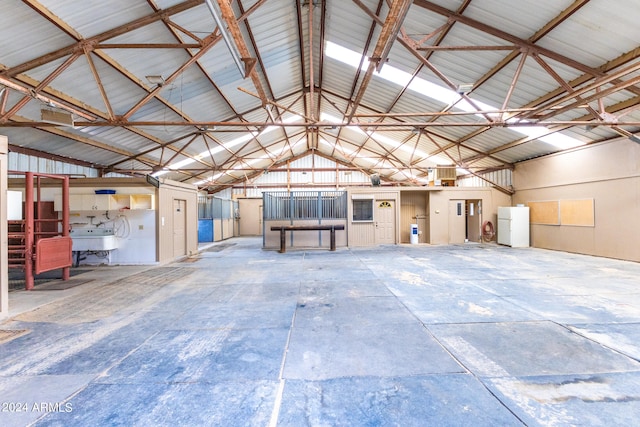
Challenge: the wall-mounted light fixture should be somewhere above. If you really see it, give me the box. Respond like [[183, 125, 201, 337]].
[[145, 75, 165, 86], [456, 83, 474, 95], [41, 105, 74, 127]]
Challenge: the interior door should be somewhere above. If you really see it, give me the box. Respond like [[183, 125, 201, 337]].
[[466, 200, 482, 243], [238, 198, 262, 236], [375, 200, 396, 244], [448, 200, 466, 244], [173, 199, 186, 257]]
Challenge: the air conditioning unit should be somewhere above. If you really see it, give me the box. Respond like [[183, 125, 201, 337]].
[[435, 167, 456, 180]]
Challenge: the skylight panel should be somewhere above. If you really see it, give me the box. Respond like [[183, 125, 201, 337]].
[[321, 112, 451, 166], [325, 41, 584, 150], [156, 115, 304, 178]]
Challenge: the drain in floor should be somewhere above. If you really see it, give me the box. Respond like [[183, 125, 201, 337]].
[[206, 243, 236, 252]]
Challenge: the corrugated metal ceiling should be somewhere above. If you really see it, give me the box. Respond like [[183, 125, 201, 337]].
[[1, 0, 639, 195]]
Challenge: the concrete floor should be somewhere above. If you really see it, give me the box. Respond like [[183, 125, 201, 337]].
[[1, 237, 640, 426]]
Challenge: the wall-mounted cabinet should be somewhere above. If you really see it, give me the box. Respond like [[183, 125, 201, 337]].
[[110, 194, 155, 210], [54, 194, 155, 211], [57, 194, 111, 211], [110, 194, 131, 210], [130, 194, 154, 210]]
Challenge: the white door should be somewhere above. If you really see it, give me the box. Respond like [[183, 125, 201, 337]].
[[448, 200, 466, 244], [375, 200, 396, 244]]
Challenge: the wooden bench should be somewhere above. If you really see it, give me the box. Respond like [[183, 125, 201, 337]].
[[270, 224, 345, 253]]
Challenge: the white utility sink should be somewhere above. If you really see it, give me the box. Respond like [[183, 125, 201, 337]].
[[70, 228, 118, 251]]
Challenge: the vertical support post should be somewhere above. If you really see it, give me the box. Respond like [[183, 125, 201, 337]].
[[0, 135, 8, 315], [61, 175, 70, 280], [289, 193, 294, 247], [262, 193, 266, 248], [330, 226, 336, 251], [36, 175, 42, 240], [279, 227, 286, 253], [317, 191, 323, 246], [24, 172, 34, 290]]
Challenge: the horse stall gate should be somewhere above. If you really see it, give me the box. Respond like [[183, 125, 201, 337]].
[[198, 195, 237, 242], [262, 191, 348, 250]]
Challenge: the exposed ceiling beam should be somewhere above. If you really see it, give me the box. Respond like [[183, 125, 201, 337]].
[[212, 0, 268, 103], [3, 0, 204, 78], [527, 61, 640, 121], [9, 143, 107, 170], [347, 0, 413, 122], [413, 0, 601, 77], [6, 119, 638, 128]]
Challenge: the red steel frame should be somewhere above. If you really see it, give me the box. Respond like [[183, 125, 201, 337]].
[[10, 172, 70, 290]]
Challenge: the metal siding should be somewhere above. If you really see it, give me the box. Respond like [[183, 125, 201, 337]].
[[427, 26, 516, 87], [537, 2, 640, 67], [0, 2, 75, 68], [500, 139, 565, 163], [1, 0, 639, 190], [473, 57, 583, 110], [464, 0, 574, 40], [458, 169, 512, 189], [38, 0, 152, 39], [464, 127, 521, 154], [325, 0, 385, 55], [8, 152, 99, 177]]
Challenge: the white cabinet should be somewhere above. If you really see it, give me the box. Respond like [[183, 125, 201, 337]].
[[55, 193, 154, 211], [77, 194, 111, 211], [55, 194, 110, 211]]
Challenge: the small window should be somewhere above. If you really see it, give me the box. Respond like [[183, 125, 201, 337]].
[[353, 199, 373, 221]]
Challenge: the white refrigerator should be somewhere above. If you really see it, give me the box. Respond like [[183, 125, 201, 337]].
[[497, 206, 530, 247]]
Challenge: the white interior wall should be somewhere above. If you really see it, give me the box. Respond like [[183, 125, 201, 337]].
[[71, 210, 157, 265]]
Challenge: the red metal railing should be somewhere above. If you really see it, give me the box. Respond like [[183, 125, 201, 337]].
[[8, 172, 71, 290]]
